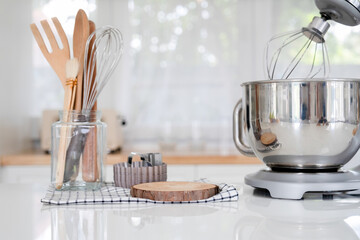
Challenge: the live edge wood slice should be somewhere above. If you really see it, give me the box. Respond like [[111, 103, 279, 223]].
[[131, 181, 219, 201]]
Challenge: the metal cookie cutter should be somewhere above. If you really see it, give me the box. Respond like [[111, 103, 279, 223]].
[[127, 152, 162, 167], [113, 152, 167, 188]]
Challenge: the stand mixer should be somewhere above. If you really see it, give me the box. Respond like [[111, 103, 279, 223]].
[[233, 0, 360, 200]]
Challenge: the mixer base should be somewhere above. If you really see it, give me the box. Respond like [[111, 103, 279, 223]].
[[245, 169, 360, 200]]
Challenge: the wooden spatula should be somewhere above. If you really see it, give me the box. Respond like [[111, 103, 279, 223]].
[[73, 9, 89, 111], [31, 17, 71, 189], [89, 20, 97, 111], [30, 18, 70, 88]]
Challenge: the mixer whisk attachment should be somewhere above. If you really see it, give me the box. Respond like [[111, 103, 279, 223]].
[[82, 26, 124, 111], [266, 0, 360, 80], [266, 16, 331, 80]]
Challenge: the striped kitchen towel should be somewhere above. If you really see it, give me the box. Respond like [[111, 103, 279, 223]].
[[41, 180, 239, 205]]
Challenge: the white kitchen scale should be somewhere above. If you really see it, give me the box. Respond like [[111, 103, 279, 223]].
[[245, 167, 360, 200]]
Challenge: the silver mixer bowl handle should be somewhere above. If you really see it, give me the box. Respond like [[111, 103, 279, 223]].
[[233, 99, 255, 157]]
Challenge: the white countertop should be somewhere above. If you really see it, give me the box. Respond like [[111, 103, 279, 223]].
[[1, 182, 360, 240]]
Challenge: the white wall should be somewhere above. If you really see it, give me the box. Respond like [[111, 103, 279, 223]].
[[2, 0, 360, 155], [0, 0, 34, 154]]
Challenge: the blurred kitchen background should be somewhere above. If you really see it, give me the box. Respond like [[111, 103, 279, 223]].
[[2, 0, 360, 156]]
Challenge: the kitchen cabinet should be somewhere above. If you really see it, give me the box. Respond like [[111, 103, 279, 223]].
[[0, 164, 264, 184], [0, 153, 262, 184]]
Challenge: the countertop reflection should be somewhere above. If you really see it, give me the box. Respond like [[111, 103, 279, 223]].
[[1, 183, 360, 240]]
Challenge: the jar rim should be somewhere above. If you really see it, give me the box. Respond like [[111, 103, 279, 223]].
[[58, 110, 102, 122]]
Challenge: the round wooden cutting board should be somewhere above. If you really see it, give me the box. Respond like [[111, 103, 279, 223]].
[[131, 181, 219, 201]]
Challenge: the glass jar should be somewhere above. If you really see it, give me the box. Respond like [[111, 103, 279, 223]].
[[51, 110, 106, 190]]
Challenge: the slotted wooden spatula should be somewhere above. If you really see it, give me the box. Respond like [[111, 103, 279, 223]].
[[30, 18, 70, 88], [31, 17, 71, 189]]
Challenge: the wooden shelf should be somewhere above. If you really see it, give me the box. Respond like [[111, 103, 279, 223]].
[[0, 153, 261, 166]]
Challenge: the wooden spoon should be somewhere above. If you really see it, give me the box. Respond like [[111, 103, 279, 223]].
[[62, 10, 89, 183], [73, 9, 89, 111]]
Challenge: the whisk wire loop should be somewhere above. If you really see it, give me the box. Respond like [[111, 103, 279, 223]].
[[83, 26, 124, 111], [266, 28, 330, 80], [282, 32, 314, 79], [266, 30, 304, 79]]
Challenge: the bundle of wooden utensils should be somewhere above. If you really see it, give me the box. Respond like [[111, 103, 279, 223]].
[[30, 9, 123, 190]]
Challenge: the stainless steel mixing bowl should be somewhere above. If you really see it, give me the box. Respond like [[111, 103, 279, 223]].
[[233, 79, 360, 170]]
